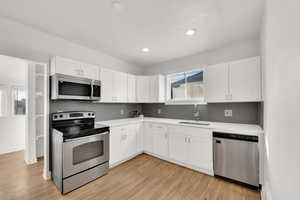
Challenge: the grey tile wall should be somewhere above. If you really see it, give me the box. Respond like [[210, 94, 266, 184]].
[[50, 101, 142, 121], [142, 103, 261, 124], [50, 101, 261, 124]]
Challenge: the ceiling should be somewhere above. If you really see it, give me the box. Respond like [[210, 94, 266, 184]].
[[0, 0, 264, 67]]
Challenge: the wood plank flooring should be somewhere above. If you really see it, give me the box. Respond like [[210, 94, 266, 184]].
[[0, 151, 260, 200]]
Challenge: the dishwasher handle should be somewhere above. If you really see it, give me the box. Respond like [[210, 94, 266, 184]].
[[213, 132, 258, 142]]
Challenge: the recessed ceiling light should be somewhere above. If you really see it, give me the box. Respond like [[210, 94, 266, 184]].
[[185, 29, 196, 36], [142, 48, 150, 52]]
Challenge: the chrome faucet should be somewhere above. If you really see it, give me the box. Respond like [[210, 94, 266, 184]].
[[193, 104, 201, 121]]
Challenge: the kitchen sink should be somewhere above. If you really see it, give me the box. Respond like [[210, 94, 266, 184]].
[[179, 121, 210, 126]]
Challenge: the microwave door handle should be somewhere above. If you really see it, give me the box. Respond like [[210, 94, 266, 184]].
[[91, 80, 94, 100]]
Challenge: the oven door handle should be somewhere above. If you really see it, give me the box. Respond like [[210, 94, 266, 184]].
[[64, 131, 109, 142]]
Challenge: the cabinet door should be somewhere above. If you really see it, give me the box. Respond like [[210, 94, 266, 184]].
[[121, 124, 137, 159], [136, 76, 150, 102], [81, 64, 99, 80], [169, 127, 187, 163], [143, 123, 153, 153], [53, 56, 82, 77], [136, 123, 143, 153], [186, 129, 213, 170], [113, 71, 128, 102], [205, 63, 229, 102], [127, 74, 136, 102], [149, 76, 158, 102], [100, 68, 114, 102], [109, 127, 122, 166], [152, 124, 168, 157], [229, 57, 261, 101]]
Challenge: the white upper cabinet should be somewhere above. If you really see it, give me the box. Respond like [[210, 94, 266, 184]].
[[205, 63, 229, 102], [137, 75, 165, 103], [229, 57, 261, 102], [80, 63, 99, 80], [112, 71, 127, 102], [205, 56, 262, 102], [127, 74, 136, 102], [50, 56, 99, 80], [136, 76, 150, 103], [100, 68, 114, 102], [100, 68, 127, 102]]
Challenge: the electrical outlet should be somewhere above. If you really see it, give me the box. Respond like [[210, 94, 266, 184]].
[[224, 109, 232, 117], [120, 109, 124, 115], [157, 109, 161, 114]]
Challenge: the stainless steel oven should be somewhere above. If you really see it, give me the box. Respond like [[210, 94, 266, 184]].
[[63, 132, 109, 178], [51, 73, 101, 100], [51, 111, 109, 194]]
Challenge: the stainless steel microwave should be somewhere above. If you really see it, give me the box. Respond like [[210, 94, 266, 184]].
[[51, 74, 101, 100]]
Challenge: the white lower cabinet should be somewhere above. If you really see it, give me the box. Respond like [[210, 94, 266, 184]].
[[169, 125, 213, 173], [152, 124, 169, 158], [109, 121, 213, 175], [109, 123, 140, 167]]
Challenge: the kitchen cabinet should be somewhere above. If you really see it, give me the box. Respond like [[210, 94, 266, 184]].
[[50, 56, 99, 80], [169, 125, 213, 171], [109, 126, 122, 166], [127, 74, 136, 102], [152, 124, 168, 158], [229, 57, 261, 102], [205, 63, 229, 102], [100, 68, 127, 102], [136, 76, 150, 102], [143, 122, 154, 153], [120, 124, 137, 159], [136, 123, 143, 153], [137, 75, 165, 103], [109, 124, 138, 166], [149, 75, 165, 103], [205, 56, 261, 102]]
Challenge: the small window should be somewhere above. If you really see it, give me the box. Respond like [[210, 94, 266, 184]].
[[0, 85, 9, 117], [167, 69, 205, 104], [12, 87, 26, 115]]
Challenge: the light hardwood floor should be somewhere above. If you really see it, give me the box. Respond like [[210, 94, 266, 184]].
[[0, 151, 260, 200]]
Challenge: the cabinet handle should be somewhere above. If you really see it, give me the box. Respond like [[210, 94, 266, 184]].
[[164, 133, 168, 139], [184, 137, 187, 143], [188, 137, 191, 143]]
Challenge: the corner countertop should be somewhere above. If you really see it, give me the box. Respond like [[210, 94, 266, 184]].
[[96, 117, 263, 136]]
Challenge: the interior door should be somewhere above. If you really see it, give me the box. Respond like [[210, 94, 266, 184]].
[[229, 57, 261, 101], [205, 63, 229, 102], [169, 128, 187, 163]]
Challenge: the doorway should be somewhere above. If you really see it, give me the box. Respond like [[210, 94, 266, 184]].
[[0, 55, 49, 179]]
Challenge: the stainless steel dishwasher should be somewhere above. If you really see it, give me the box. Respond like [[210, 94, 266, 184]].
[[213, 132, 259, 188]]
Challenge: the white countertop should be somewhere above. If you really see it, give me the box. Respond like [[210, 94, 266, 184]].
[[96, 117, 263, 136]]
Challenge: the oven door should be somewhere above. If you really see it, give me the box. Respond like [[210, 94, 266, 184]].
[[62, 132, 109, 178], [51, 73, 93, 100]]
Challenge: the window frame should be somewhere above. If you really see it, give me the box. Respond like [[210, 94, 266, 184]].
[[11, 85, 26, 116], [165, 68, 207, 105]]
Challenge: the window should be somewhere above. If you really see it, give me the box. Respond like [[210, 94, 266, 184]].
[[12, 87, 26, 115], [0, 85, 9, 117], [167, 69, 205, 103]]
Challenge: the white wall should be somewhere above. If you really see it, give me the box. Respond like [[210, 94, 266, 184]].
[[0, 55, 27, 155], [261, 0, 300, 199], [0, 17, 142, 75], [143, 38, 260, 75]]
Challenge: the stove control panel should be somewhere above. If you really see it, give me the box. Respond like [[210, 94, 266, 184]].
[[52, 111, 95, 121]]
